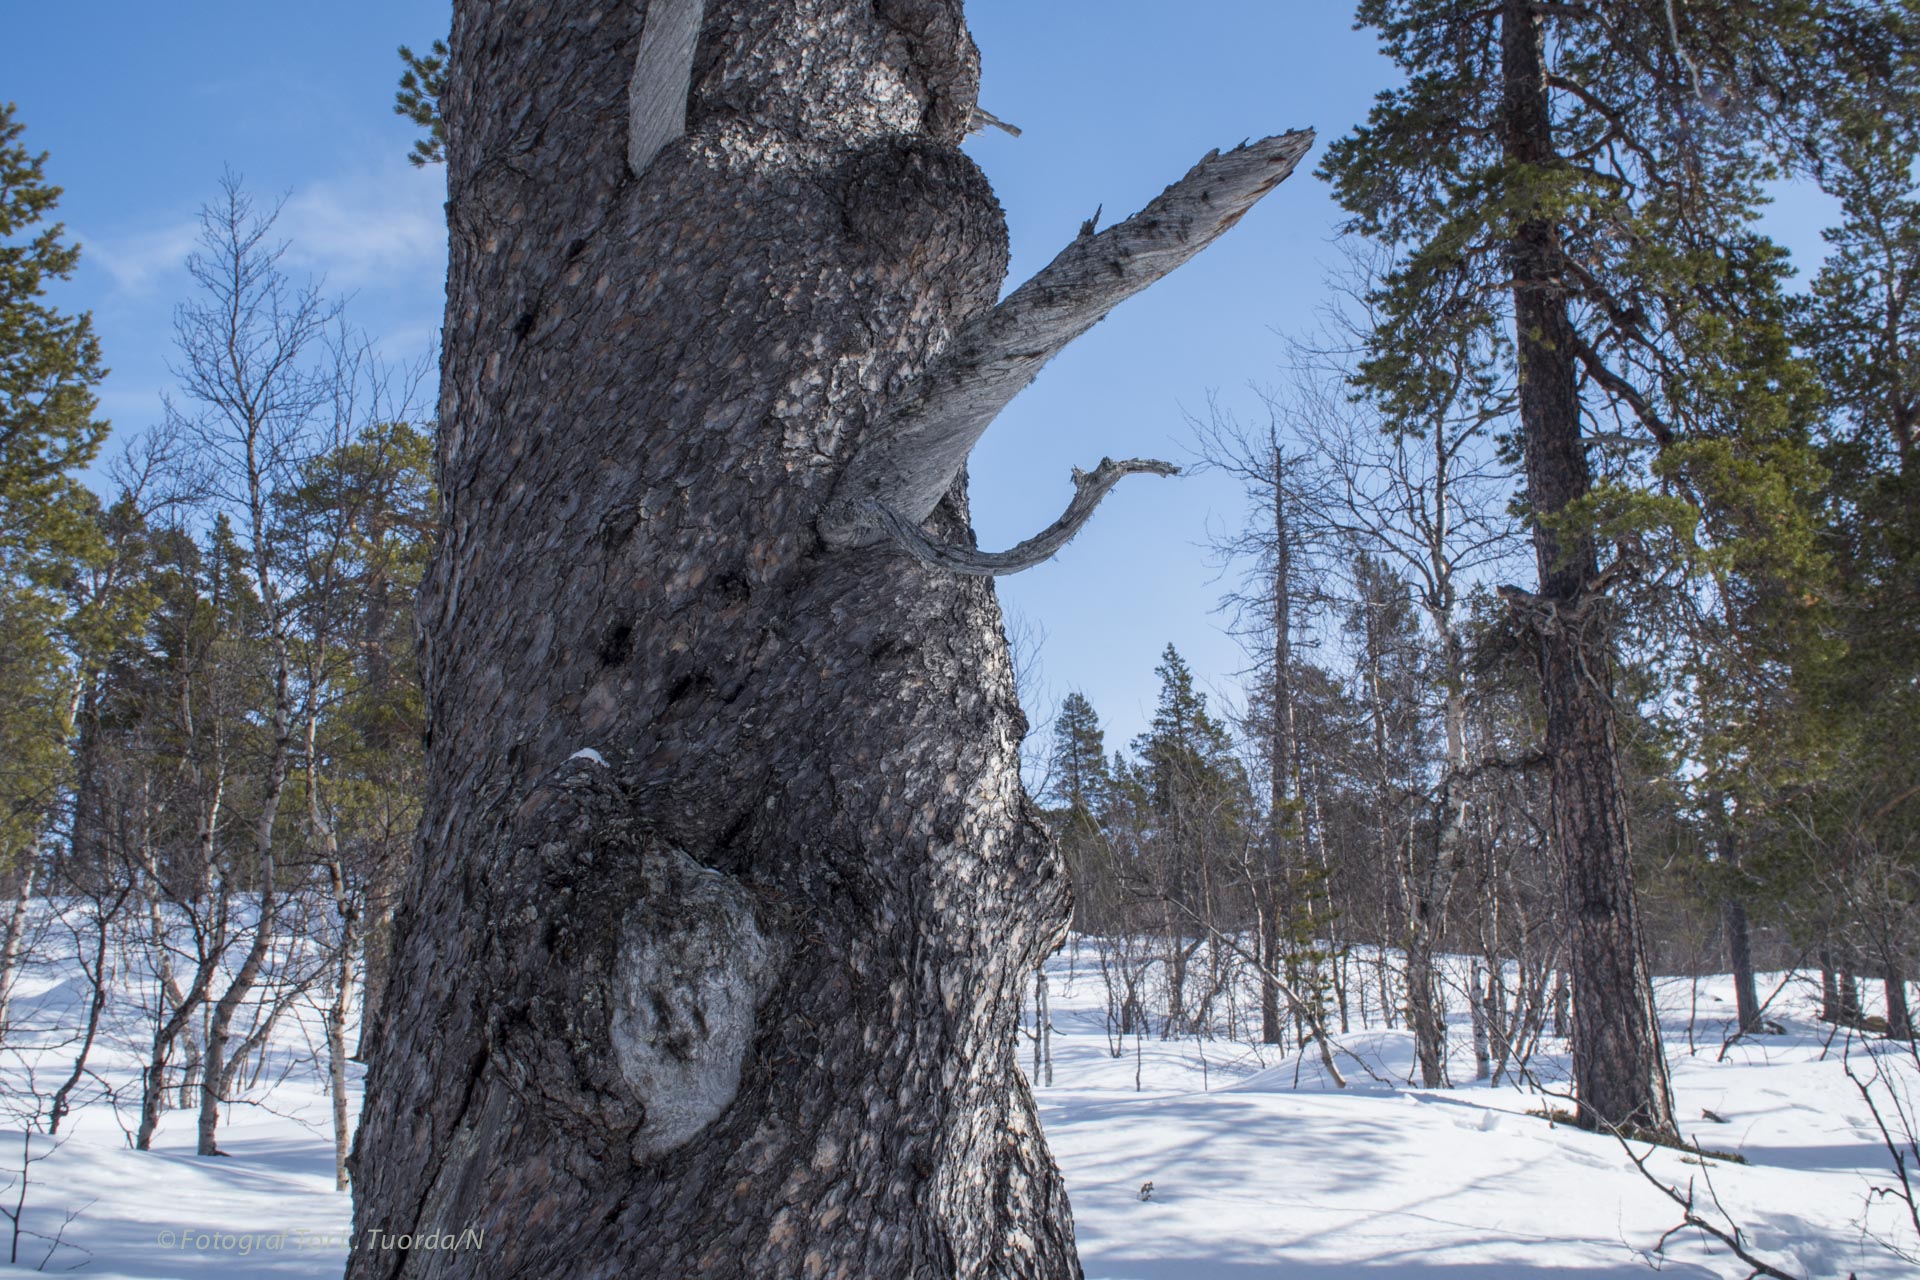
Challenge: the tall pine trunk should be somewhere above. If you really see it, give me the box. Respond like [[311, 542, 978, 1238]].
[[1707, 803, 1762, 1037], [349, 4, 1306, 1275], [1723, 894, 1761, 1035], [1498, 0, 1674, 1135]]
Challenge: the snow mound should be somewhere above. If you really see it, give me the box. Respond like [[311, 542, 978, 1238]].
[[1224, 1028, 1419, 1092]]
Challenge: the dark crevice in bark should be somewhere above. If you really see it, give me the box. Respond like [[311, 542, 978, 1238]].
[[596, 620, 635, 666]]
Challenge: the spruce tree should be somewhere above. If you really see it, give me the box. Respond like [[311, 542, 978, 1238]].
[[1134, 645, 1243, 833]]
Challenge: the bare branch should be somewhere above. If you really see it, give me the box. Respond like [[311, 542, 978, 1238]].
[[823, 129, 1315, 547], [1498, 547, 1645, 630], [871, 457, 1178, 577], [627, 0, 706, 177], [1614, 1133, 1800, 1279], [1570, 332, 1675, 447]]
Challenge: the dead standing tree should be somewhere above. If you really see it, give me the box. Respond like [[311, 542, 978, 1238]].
[[348, 4, 1309, 1278]]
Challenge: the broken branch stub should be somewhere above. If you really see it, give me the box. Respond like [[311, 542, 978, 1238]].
[[821, 128, 1315, 551]]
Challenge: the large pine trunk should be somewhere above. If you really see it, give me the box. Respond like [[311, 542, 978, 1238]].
[[346, 20, 1072, 1278], [347, 4, 1129, 1277], [1498, 0, 1675, 1136], [350, 6, 1305, 1271]]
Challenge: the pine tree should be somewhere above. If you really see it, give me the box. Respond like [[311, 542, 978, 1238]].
[[278, 419, 435, 1068], [1318, 0, 1902, 1135], [0, 102, 109, 875], [350, 5, 1310, 1272], [1796, 80, 1920, 1036], [392, 43, 448, 169], [0, 103, 106, 572], [1131, 646, 1248, 1035], [1048, 691, 1108, 819]]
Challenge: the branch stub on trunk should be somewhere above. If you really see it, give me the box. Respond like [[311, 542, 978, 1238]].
[[820, 128, 1315, 551]]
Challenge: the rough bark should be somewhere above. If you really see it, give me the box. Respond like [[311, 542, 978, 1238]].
[[1887, 961, 1914, 1041], [1723, 895, 1761, 1036], [348, 5, 1303, 1278], [1497, 0, 1675, 1136], [1705, 802, 1762, 1037]]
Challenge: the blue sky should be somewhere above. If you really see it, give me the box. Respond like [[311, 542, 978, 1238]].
[[3, 2, 1841, 755]]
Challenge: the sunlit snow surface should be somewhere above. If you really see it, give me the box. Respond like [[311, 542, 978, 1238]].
[[2, 915, 1916, 1278], [1037, 943, 1918, 1280]]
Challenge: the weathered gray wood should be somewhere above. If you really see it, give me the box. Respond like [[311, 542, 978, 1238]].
[[822, 129, 1313, 548], [870, 456, 1177, 576], [627, 0, 705, 176]]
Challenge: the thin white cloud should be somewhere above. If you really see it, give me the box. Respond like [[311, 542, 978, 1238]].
[[87, 163, 447, 304], [279, 166, 447, 292], [84, 220, 198, 296]]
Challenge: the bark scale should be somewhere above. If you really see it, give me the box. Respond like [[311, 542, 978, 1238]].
[[348, 4, 1303, 1277]]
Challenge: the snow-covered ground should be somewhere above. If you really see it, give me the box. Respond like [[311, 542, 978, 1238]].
[[0, 903, 352, 1277], [1036, 947, 1919, 1279], [2, 917, 1916, 1278]]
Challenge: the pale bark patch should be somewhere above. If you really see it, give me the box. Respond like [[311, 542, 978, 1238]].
[[628, 0, 706, 176], [611, 849, 783, 1158]]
